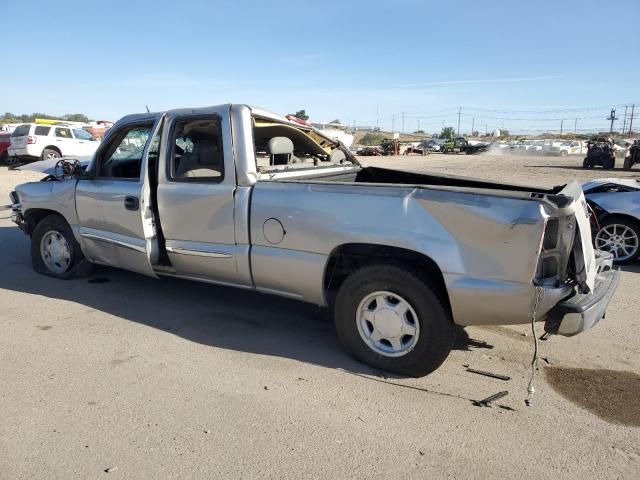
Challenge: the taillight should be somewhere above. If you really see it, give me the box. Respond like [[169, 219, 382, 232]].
[[27, 136, 37, 144]]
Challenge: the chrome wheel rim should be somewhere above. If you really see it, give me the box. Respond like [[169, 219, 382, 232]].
[[595, 224, 639, 262], [356, 291, 420, 357], [40, 230, 71, 273], [45, 151, 60, 160]]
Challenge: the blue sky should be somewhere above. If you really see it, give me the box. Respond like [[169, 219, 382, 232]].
[[3, 0, 639, 133]]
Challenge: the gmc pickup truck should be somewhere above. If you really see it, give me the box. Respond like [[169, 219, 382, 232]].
[[7, 104, 620, 376]]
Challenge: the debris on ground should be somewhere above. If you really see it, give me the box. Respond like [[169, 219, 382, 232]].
[[466, 368, 511, 381], [104, 466, 118, 473], [263, 386, 269, 390], [541, 357, 553, 365], [539, 332, 551, 341], [473, 391, 509, 407]]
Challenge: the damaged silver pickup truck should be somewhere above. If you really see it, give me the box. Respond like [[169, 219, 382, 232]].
[[7, 104, 620, 376]]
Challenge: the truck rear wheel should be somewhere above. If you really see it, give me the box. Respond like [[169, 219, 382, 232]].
[[31, 214, 92, 279], [334, 263, 454, 377], [623, 157, 632, 171], [583, 157, 592, 169]]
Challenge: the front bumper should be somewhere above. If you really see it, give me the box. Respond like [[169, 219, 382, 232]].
[[544, 256, 620, 336]]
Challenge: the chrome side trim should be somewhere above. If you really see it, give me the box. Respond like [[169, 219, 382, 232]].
[[80, 232, 146, 253], [165, 246, 233, 258]]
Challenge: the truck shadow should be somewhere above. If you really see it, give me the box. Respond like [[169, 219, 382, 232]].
[[0, 225, 477, 378]]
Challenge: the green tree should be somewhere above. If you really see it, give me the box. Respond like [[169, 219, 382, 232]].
[[329, 119, 341, 125], [439, 126, 455, 139], [63, 113, 91, 123], [413, 130, 425, 134], [293, 109, 309, 120], [361, 132, 385, 145], [500, 129, 510, 137]]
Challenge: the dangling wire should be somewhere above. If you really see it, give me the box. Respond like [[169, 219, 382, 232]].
[[525, 286, 544, 407]]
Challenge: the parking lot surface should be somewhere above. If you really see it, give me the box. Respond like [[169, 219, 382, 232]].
[[1, 154, 639, 479]]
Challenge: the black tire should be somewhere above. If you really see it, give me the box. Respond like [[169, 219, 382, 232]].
[[594, 216, 640, 265], [41, 148, 61, 161], [560, 150, 568, 157], [582, 157, 592, 169], [334, 263, 454, 377], [0, 151, 7, 165], [605, 157, 615, 170], [623, 157, 632, 171], [31, 214, 92, 279]]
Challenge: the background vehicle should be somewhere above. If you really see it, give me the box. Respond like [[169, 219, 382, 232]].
[[441, 137, 487, 154], [583, 138, 615, 169], [623, 140, 640, 170], [584, 178, 640, 264], [545, 140, 587, 157], [8, 104, 618, 377], [0, 132, 11, 164], [8, 123, 99, 163]]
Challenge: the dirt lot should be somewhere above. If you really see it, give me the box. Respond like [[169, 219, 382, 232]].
[[1, 154, 639, 479]]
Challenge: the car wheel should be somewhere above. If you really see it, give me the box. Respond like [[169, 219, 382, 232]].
[[623, 157, 632, 171], [560, 150, 568, 157], [0, 151, 7, 165], [41, 148, 61, 161], [334, 263, 454, 377], [6, 155, 18, 165], [582, 157, 592, 169], [31, 214, 92, 279], [594, 217, 640, 265], [605, 158, 615, 170]]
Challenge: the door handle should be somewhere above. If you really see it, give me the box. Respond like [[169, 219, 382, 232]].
[[124, 196, 139, 211]]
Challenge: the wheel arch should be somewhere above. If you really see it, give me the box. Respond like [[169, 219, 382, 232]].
[[42, 145, 62, 157], [23, 209, 68, 236], [323, 243, 451, 314]]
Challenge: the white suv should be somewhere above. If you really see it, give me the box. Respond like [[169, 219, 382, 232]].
[[8, 123, 100, 163]]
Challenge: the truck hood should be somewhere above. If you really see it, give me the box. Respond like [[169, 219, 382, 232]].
[[16, 156, 93, 176]]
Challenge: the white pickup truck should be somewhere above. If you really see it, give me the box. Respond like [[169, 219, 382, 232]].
[[6, 104, 620, 376]]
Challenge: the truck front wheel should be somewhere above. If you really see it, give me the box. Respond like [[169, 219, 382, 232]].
[[334, 263, 454, 377], [31, 214, 92, 279]]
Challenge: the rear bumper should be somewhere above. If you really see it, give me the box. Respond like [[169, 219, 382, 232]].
[[544, 259, 620, 336]]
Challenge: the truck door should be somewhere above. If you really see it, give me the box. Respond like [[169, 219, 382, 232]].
[[75, 114, 163, 277], [155, 106, 252, 287]]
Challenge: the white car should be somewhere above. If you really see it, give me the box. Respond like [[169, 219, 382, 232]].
[[8, 123, 99, 163]]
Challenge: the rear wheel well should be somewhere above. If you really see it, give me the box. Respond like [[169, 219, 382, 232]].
[[42, 145, 62, 155], [324, 243, 451, 313], [23, 209, 64, 236]]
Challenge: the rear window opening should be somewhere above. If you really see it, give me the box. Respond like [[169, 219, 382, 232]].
[[11, 125, 30, 137]]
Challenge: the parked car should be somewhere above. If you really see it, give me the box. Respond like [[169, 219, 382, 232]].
[[441, 137, 487, 154], [6, 104, 619, 377], [584, 178, 640, 264], [0, 132, 11, 164], [623, 140, 640, 170], [7, 123, 100, 163], [583, 138, 615, 169]]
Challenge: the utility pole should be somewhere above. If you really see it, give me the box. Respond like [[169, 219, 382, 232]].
[[607, 108, 617, 134], [560, 119, 564, 136], [376, 106, 379, 129], [574, 118, 577, 134], [471, 117, 475, 135], [485, 124, 488, 135], [623, 105, 628, 134], [417, 119, 420, 132], [457, 107, 461, 136], [401, 112, 405, 133], [391, 113, 395, 132], [629, 104, 635, 134]]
